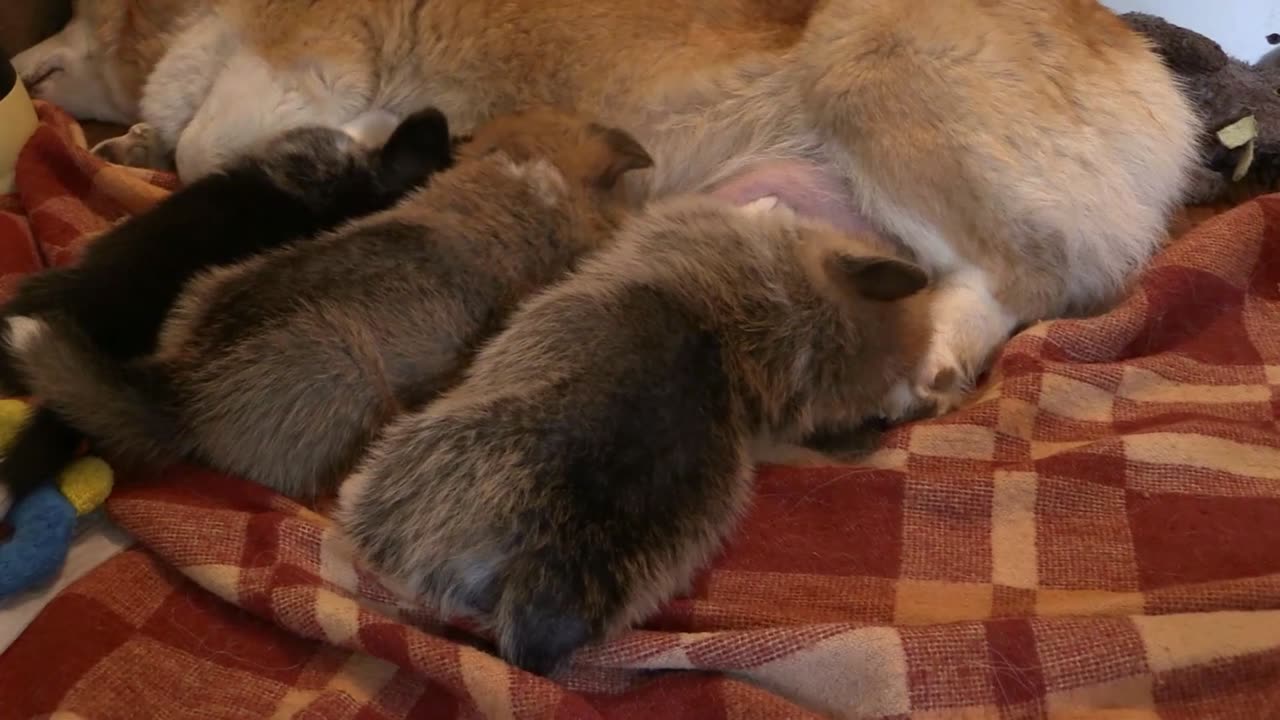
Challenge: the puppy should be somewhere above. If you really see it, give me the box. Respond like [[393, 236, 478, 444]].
[[0, 107, 453, 514], [9, 108, 652, 500], [337, 196, 934, 675]]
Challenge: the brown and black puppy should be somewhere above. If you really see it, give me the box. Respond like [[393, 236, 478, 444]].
[[8, 107, 652, 500], [337, 197, 935, 675]]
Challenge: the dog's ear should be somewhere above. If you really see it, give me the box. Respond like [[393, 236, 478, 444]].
[[377, 107, 455, 192], [824, 253, 929, 301], [587, 123, 653, 190]]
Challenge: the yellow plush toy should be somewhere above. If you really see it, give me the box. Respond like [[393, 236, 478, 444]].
[[0, 399, 114, 597]]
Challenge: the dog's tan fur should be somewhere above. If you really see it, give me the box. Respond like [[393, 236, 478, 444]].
[[338, 196, 934, 673], [13, 0, 1198, 412]]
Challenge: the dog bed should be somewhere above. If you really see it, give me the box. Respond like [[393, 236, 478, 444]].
[[0, 102, 1277, 719]]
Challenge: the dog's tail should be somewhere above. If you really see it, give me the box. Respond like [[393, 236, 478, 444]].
[[5, 314, 190, 474]]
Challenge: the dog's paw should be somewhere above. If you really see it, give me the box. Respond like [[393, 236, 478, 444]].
[[740, 195, 779, 215], [91, 123, 172, 170], [738, 195, 797, 223], [340, 110, 402, 149], [881, 350, 970, 423], [914, 345, 972, 417]]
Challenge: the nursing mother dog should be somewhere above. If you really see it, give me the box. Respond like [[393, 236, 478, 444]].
[[14, 0, 1197, 417]]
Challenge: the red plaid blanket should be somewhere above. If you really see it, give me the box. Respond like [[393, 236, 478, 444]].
[[1, 103, 1278, 719]]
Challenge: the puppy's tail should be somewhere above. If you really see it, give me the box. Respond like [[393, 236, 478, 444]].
[[0, 268, 80, 396], [493, 558, 600, 677], [5, 314, 191, 466]]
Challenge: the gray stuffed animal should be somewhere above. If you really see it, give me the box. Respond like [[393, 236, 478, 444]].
[[1259, 34, 1280, 71], [1122, 13, 1280, 203]]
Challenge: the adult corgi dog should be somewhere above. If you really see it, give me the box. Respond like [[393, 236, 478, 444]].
[[12, 0, 1198, 415]]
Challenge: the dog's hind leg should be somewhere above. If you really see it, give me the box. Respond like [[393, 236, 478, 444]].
[[91, 13, 237, 171], [171, 49, 374, 181], [137, 13, 237, 152]]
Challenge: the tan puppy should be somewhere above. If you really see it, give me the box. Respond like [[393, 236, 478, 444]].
[[9, 108, 652, 498], [337, 196, 934, 674], [13, 0, 1197, 417]]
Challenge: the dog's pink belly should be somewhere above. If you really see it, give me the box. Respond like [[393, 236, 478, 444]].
[[705, 159, 874, 236]]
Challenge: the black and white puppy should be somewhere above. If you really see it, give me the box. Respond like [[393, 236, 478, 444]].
[[0, 108, 455, 514]]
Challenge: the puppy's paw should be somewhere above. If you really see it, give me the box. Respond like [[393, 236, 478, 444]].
[[92, 123, 173, 170], [802, 417, 888, 460]]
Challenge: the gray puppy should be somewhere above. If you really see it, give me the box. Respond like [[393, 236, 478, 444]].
[[337, 196, 936, 675], [9, 108, 653, 499]]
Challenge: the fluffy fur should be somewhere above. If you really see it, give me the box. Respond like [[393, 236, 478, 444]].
[[9, 108, 652, 499], [337, 196, 934, 674], [0, 107, 454, 505], [11, 0, 1198, 415]]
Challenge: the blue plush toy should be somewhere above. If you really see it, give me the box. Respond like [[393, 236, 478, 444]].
[[0, 399, 114, 598]]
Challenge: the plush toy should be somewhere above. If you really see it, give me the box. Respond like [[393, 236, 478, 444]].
[[1121, 13, 1280, 204], [0, 55, 40, 194], [1260, 34, 1280, 71], [0, 399, 113, 598]]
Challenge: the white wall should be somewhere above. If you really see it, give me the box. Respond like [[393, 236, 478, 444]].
[[1102, 0, 1280, 62]]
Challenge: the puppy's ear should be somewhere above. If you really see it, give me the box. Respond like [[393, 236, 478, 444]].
[[588, 123, 653, 190], [824, 253, 929, 301], [376, 107, 455, 192]]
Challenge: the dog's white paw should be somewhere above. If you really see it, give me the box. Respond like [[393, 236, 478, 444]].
[[341, 110, 401, 149], [914, 345, 971, 417], [741, 195, 780, 215], [880, 347, 971, 423], [92, 123, 172, 170]]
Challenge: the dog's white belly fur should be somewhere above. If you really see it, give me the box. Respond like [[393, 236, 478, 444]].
[[145, 15, 373, 178]]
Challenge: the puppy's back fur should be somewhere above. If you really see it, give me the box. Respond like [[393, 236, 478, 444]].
[[339, 196, 933, 674]]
